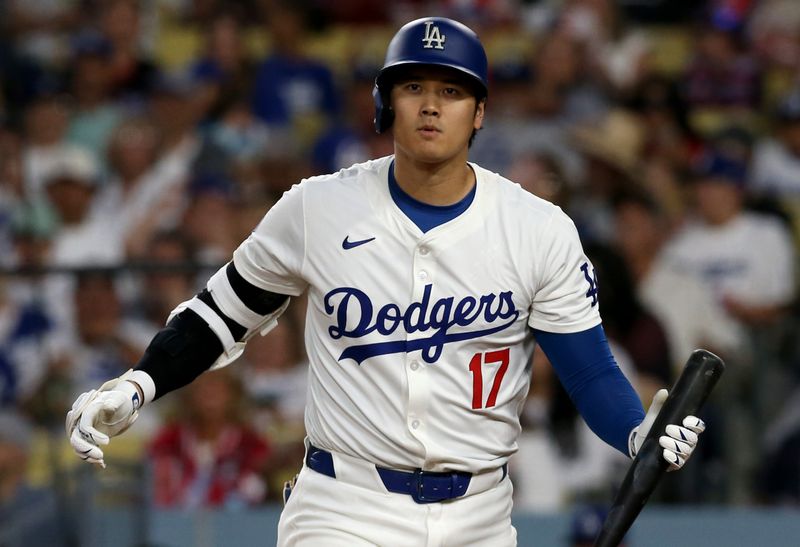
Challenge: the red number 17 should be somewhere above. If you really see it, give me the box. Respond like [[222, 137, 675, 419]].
[[468, 348, 510, 409]]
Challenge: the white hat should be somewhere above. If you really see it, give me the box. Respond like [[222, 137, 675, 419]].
[[42, 146, 99, 186]]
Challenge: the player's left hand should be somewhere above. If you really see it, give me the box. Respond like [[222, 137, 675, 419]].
[[628, 389, 706, 471]]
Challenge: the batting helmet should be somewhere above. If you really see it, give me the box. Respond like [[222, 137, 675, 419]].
[[373, 17, 489, 134]]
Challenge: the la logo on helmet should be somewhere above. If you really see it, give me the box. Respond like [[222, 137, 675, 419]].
[[422, 21, 446, 49]]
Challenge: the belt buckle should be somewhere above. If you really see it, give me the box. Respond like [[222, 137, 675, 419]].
[[410, 469, 455, 504]]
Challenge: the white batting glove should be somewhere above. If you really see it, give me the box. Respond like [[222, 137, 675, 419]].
[[65, 369, 145, 468], [628, 388, 706, 471]]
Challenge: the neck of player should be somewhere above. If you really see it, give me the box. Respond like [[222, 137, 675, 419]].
[[392, 152, 475, 206]]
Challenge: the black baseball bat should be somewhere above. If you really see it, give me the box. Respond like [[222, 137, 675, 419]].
[[593, 349, 726, 547]]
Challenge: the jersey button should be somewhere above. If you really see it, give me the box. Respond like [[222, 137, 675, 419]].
[[419, 247, 429, 256], [418, 270, 428, 280], [410, 361, 419, 371], [411, 420, 420, 429]]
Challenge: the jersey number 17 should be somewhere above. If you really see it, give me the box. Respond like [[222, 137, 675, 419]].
[[468, 348, 510, 409]]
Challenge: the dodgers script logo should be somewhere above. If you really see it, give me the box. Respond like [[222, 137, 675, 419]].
[[324, 284, 518, 364], [422, 21, 446, 50]]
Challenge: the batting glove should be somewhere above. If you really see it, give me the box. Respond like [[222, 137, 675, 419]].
[[65, 369, 148, 468], [628, 389, 706, 471]]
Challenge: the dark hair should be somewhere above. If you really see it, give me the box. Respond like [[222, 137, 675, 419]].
[[611, 188, 662, 217]]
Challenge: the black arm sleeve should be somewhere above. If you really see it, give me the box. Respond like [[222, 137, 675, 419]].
[[135, 308, 223, 400], [135, 272, 291, 400]]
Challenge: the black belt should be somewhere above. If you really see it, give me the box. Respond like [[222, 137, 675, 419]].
[[305, 444, 507, 504]]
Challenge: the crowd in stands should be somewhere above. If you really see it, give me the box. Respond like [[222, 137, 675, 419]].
[[3, 0, 800, 535]]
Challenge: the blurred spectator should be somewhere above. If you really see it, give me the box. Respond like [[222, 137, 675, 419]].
[[94, 115, 186, 258], [208, 97, 294, 173], [0, 33, 48, 128], [709, 123, 755, 166], [1, 201, 57, 342], [664, 151, 796, 328], [4, 201, 55, 275], [0, 411, 68, 546], [626, 75, 698, 222], [42, 147, 121, 267], [240, 319, 307, 497], [137, 229, 198, 328], [558, 0, 653, 95], [7, 0, 81, 68], [664, 151, 797, 503], [66, 32, 122, 165], [181, 173, 239, 265], [681, 6, 762, 134], [66, 269, 149, 395], [471, 28, 607, 179], [148, 368, 271, 509], [251, 1, 341, 148], [64, 31, 123, 169], [310, 66, 378, 175], [749, 88, 800, 198], [748, 0, 800, 71], [0, 272, 60, 408], [241, 320, 307, 431], [568, 109, 644, 243], [525, 28, 608, 124], [99, 70, 233, 258], [148, 68, 230, 181], [627, 74, 698, 162], [190, 12, 258, 123], [21, 95, 85, 201], [612, 190, 743, 377], [100, 0, 158, 104], [506, 152, 571, 208]]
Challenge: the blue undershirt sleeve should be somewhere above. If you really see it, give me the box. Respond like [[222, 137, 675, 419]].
[[532, 324, 645, 456]]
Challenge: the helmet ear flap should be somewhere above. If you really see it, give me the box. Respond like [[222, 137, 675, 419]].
[[373, 84, 394, 134]]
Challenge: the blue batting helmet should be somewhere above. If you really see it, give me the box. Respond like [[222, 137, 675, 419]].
[[373, 17, 489, 134]]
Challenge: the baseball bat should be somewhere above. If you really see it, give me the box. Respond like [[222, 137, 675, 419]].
[[593, 349, 726, 547]]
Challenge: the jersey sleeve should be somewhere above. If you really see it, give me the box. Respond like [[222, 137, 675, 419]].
[[232, 183, 309, 296], [528, 209, 601, 333]]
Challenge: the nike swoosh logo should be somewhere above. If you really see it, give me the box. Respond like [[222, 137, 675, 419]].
[[342, 236, 376, 250]]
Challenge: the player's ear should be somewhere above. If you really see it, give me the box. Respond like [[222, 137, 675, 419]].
[[473, 98, 486, 130]]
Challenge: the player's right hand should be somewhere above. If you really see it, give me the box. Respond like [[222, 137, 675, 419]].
[[65, 370, 143, 468]]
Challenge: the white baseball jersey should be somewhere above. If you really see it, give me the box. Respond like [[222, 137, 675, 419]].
[[233, 155, 600, 474], [663, 212, 795, 308]]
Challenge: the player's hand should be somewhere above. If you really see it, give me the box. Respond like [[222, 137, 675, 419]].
[[65, 370, 143, 468], [628, 388, 706, 471]]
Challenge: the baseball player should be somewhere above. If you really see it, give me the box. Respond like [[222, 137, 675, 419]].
[[66, 17, 706, 546]]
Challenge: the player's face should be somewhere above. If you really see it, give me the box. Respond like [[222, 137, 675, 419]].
[[390, 66, 484, 166]]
